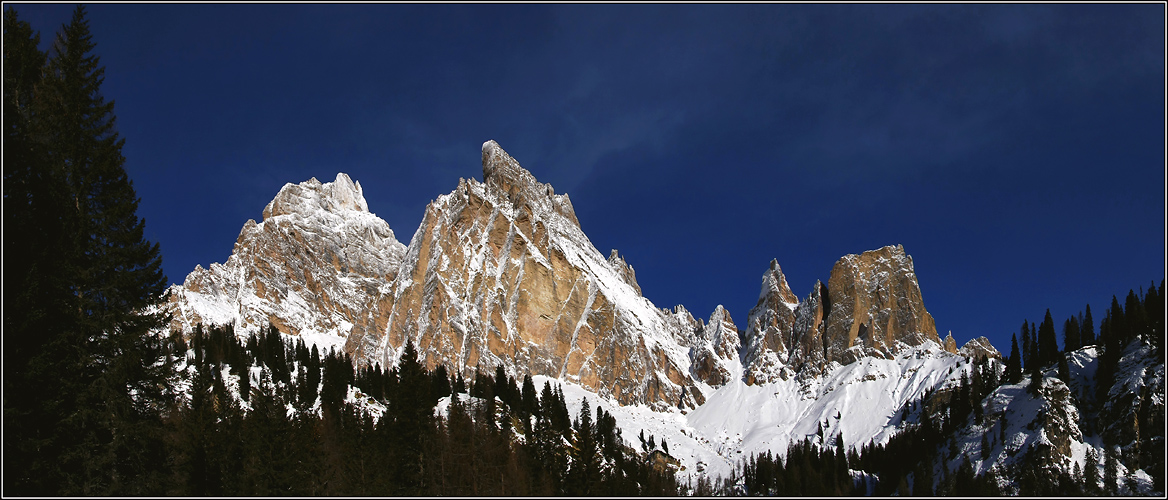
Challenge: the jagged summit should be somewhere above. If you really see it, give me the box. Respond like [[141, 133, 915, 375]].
[[759, 259, 800, 306], [744, 244, 945, 383], [482, 139, 541, 193], [263, 172, 368, 220], [167, 172, 406, 354]]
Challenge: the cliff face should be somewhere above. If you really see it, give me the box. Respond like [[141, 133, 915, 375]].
[[166, 173, 406, 354], [822, 244, 940, 365], [362, 141, 702, 409]]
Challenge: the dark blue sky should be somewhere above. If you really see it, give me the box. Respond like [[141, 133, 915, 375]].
[[14, 4, 1164, 353]]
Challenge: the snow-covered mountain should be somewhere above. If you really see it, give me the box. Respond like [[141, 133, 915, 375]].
[[166, 173, 406, 354], [162, 140, 1162, 493]]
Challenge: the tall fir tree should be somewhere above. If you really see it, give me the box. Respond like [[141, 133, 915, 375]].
[[1008, 333, 1022, 383], [4, 6, 172, 495], [1146, 280, 1164, 353], [1038, 309, 1058, 366], [1125, 289, 1147, 343], [1021, 321, 1033, 371], [1063, 316, 1081, 353], [1081, 304, 1096, 346]]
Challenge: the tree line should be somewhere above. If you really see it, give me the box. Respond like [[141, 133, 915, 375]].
[[169, 324, 688, 495]]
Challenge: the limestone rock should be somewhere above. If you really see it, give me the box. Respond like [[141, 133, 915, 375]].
[[959, 336, 1000, 361], [166, 173, 407, 354], [742, 260, 800, 384], [607, 249, 643, 297], [786, 280, 831, 379], [689, 306, 742, 387], [362, 140, 701, 409], [943, 332, 958, 354], [821, 244, 940, 365]]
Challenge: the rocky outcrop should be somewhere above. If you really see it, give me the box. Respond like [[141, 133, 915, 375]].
[[959, 336, 1000, 361], [821, 244, 940, 365], [166, 173, 407, 354], [689, 306, 742, 387], [943, 332, 958, 354], [786, 280, 831, 379], [742, 260, 800, 384], [607, 250, 642, 296], [742, 245, 945, 383], [364, 140, 702, 409]]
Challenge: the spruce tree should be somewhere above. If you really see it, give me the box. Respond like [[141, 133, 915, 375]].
[[1021, 321, 1033, 371], [1082, 305, 1096, 347], [1038, 310, 1058, 367], [5, 6, 172, 495], [1064, 316, 1080, 353], [1145, 281, 1164, 353], [1125, 289, 1147, 342], [1084, 448, 1100, 494], [567, 398, 599, 495], [1008, 333, 1022, 384]]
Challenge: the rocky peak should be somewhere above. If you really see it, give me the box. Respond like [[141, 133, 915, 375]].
[[959, 336, 1000, 361], [361, 140, 701, 409], [263, 172, 368, 220], [607, 249, 642, 296], [943, 331, 958, 354], [167, 173, 406, 355], [785, 280, 831, 379], [759, 259, 800, 306], [742, 260, 802, 385], [480, 139, 580, 227], [690, 305, 742, 387], [821, 244, 940, 365]]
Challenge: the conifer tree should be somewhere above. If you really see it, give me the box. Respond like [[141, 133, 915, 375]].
[[1125, 289, 1147, 342], [5, 6, 172, 495], [1082, 305, 1096, 346], [1084, 448, 1100, 494], [1064, 316, 1081, 353], [567, 398, 600, 495], [1021, 321, 1033, 370], [1008, 333, 1022, 383], [1038, 309, 1058, 366], [1145, 281, 1164, 353]]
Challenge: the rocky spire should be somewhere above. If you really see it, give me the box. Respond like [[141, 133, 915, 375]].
[[742, 259, 801, 384], [690, 305, 742, 387], [479, 139, 580, 227]]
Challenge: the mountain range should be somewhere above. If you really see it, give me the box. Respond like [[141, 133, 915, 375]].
[[164, 140, 1163, 493]]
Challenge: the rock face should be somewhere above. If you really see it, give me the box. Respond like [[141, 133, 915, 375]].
[[742, 261, 800, 384], [821, 244, 940, 364], [166, 173, 407, 354], [358, 140, 702, 409], [688, 306, 742, 387], [959, 336, 1000, 361], [742, 245, 944, 383]]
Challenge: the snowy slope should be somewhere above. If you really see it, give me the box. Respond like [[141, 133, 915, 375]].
[[542, 340, 969, 481]]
